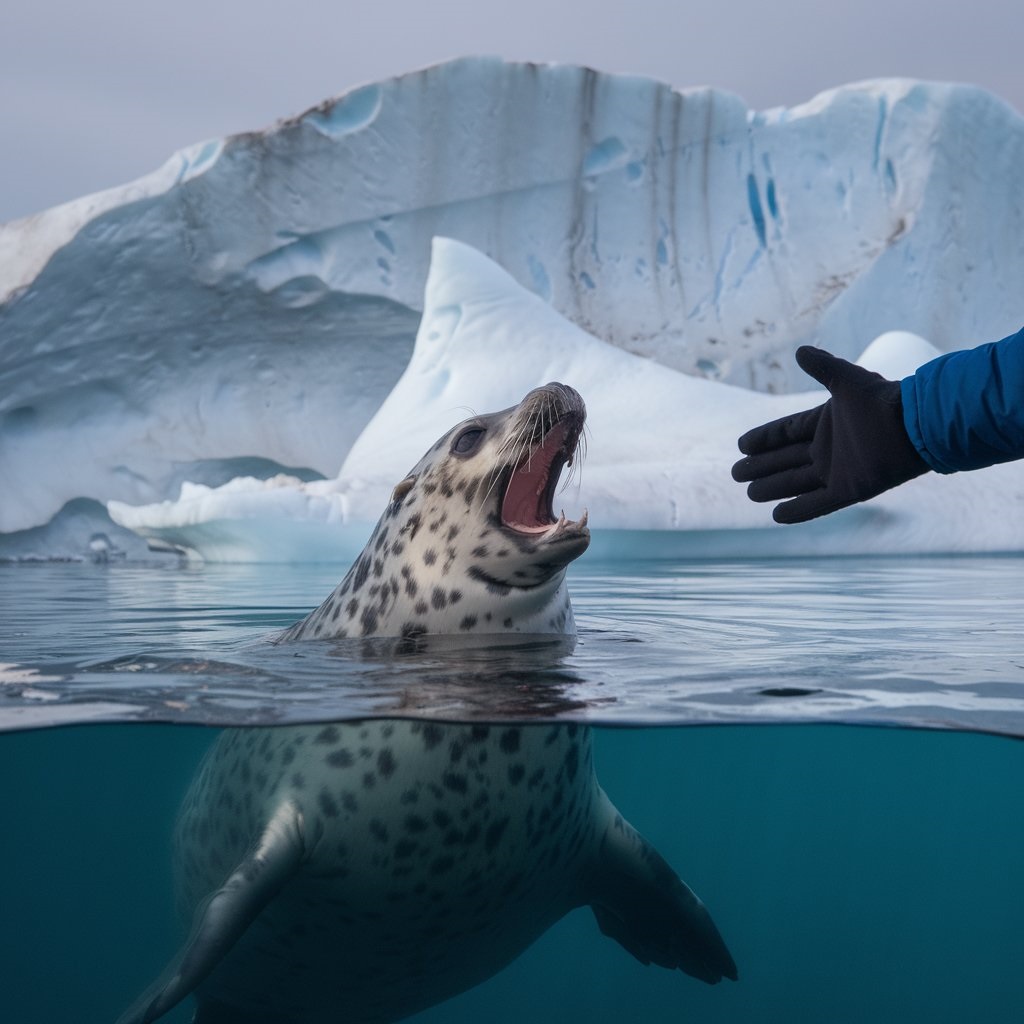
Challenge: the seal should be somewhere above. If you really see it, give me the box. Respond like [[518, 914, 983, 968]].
[[119, 383, 736, 1024]]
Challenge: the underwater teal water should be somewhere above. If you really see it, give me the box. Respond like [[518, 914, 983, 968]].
[[1, 555, 1022, 1022]]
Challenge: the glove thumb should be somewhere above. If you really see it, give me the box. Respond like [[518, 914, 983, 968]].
[[794, 346, 845, 391]]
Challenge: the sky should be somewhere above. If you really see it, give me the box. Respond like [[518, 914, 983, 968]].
[[2, 0, 1022, 224]]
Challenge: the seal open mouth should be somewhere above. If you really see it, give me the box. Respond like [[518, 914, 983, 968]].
[[500, 417, 588, 537]]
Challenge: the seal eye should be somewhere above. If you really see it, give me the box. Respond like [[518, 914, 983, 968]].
[[451, 427, 485, 456]]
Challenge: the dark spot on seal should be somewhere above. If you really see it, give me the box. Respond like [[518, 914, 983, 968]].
[[471, 545, 489, 558], [422, 724, 444, 750], [467, 566, 512, 596], [326, 748, 354, 768], [423, 549, 438, 566], [499, 729, 521, 754], [431, 587, 447, 610], [353, 556, 371, 592], [377, 749, 397, 778], [318, 790, 340, 818], [369, 819, 389, 843], [564, 744, 580, 782], [459, 614, 478, 631], [314, 726, 339, 745], [360, 607, 379, 636], [404, 814, 428, 833], [402, 512, 422, 540], [442, 771, 468, 794], [508, 764, 525, 785]]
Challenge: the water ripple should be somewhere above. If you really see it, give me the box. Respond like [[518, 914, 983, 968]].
[[1, 557, 1023, 735]]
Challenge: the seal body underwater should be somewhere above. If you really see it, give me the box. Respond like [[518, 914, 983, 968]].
[[119, 383, 736, 1024]]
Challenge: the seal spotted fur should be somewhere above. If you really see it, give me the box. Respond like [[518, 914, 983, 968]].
[[120, 384, 736, 1024]]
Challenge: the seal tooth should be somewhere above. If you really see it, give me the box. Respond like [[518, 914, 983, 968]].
[[579, 508, 589, 528]]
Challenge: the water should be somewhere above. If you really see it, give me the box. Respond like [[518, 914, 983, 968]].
[[1, 555, 1022, 1022], [4, 557, 1024, 733]]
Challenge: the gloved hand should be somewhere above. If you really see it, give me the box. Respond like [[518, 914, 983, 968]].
[[731, 346, 931, 524]]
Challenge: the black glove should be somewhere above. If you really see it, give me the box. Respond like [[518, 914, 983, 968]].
[[731, 346, 931, 524]]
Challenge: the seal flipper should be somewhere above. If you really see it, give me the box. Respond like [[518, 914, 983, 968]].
[[588, 796, 738, 985], [117, 800, 306, 1024]]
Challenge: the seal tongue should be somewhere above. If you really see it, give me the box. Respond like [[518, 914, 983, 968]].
[[501, 421, 571, 533]]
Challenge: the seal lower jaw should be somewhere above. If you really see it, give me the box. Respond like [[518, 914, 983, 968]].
[[532, 510, 591, 562]]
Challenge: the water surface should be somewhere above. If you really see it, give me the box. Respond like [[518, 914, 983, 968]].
[[2, 556, 1022, 734], [0, 554, 1021, 1023]]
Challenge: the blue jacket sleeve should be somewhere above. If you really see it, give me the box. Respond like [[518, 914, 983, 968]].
[[900, 326, 1024, 474]]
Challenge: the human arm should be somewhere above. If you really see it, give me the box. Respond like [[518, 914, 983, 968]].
[[902, 326, 1024, 473]]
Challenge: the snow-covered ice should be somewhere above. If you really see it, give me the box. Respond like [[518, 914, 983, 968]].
[[3, 58, 1024, 561]]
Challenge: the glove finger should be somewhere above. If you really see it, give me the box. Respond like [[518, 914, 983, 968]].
[[736, 405, 822, 456], [773, 490, 853, 525], [746, 463, 823, 503], [731, 442, 812, 483]]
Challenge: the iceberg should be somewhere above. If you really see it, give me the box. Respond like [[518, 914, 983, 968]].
[[109, 238, 1024, 560], [3, 58, 1024, 560]]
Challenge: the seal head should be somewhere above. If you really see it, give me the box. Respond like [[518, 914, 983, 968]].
[[282, 382, 590, 641]]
